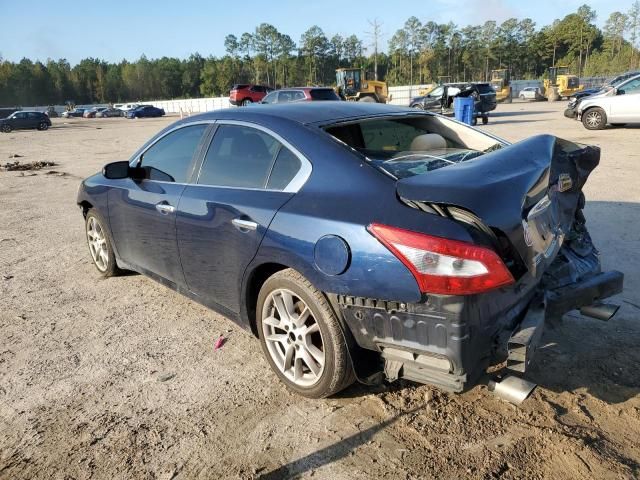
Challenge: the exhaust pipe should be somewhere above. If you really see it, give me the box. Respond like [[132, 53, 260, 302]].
[[488, 375, 537, 405], [580, 302, 620, 322]]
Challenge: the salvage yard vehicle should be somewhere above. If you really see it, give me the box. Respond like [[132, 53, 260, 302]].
[[96, 107, 124, 118], [518, 87, 543, 101], [61, 108, 86, 118], [0, 110, 51, 132], [84, 107, 108, 118], [577, 74, 640, 129], [410, 82, 497, 124], [260, 87, 341, 104], [126, 105, 165, 119], [229, 84, 273, 106], [77, 103, 623, 398]]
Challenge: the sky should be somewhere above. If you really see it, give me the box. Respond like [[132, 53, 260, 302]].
[[0, 0, 629, 65]]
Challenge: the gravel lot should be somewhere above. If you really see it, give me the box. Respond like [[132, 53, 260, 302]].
[[1, 102, 639, 479]]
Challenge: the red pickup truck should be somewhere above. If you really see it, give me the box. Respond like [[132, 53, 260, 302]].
[[229, 84, 273, 106]]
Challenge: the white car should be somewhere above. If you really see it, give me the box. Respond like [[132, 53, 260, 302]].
[[118, 103, 139, 113], [578, 74, 640, 129], [519, 87, 543, 100]]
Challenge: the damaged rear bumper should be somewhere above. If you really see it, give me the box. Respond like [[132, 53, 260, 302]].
[[337, 269, 623, 392]]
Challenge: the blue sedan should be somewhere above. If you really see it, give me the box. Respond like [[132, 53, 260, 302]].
[[126, 105, 165, 119], [77, 103, 622, 398]]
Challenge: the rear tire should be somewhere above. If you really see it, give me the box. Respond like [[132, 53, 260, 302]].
[[582, 107, 607, 130], [37, 122, 49, 131], [257, 268, 355, 398], [85, 209, 121, 277], [358, 96, 376, 103]]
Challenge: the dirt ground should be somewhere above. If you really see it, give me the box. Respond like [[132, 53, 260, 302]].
[[1, 102, 639, 480]]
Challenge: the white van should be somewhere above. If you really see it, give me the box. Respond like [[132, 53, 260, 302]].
[[119, 103, 139, 112]]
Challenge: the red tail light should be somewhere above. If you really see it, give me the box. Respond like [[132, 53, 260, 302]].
[[368, 223, 514, 295]]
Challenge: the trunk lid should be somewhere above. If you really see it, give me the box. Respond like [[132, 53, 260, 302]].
[[396, 135, 600, 279]]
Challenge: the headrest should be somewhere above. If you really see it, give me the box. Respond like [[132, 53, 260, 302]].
[[409, 133, 447, 151]]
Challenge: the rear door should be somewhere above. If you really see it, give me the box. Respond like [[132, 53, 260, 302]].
[[108, 123, 211, 284], [176, 121, 310, 313]]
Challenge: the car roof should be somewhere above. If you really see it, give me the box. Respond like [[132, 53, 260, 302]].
[[188, 102, 421, 126]]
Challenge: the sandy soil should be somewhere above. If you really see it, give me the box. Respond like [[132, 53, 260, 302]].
[[1, 103, 639, 480]]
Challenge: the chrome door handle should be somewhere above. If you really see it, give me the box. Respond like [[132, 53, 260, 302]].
[[155, 203, 176, 214], [231, 218, 258, 231]]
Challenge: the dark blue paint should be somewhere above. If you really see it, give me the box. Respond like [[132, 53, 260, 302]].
[[77, 103, 474, 328]]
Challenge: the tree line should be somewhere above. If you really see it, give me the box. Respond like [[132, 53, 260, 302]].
[[0, 2, 639, 106]]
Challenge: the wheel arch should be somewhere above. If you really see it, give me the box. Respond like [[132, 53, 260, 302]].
[[242, 262, 290, 337]]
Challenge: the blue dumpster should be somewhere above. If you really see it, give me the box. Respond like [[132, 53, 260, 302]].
[[453, 96, 474, 125]]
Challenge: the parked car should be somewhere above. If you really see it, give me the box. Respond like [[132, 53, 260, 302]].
[[564, 74, 640, 119], [518, 87, 543, 101], [229, 84, 273, 106], [84, 107, 108, 118], [606, 71, 640, 87], [126, 105, 165, 119], [77, 102, 622, 398], [260, 87, 341, 104], [0, 111, 51, 132], [62, 108, 86, 118], [410, 82, 497, 124], [578, 74, 640, 129], [96, 107, 124, 118]]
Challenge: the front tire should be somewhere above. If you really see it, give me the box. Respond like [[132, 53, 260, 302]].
[[582, 107, 607, 130], [520, 94, 525, 100], [1, 124, 12, 133], [85, 210, 121, 277], [242, 98, 253, 106], [257, 269, 354, 398], [358, 96, 376, 103]]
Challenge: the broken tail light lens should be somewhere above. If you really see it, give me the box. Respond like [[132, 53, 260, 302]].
[[368, 223, 514, 295]]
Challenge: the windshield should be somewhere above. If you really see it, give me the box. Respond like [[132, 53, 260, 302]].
[[325, 116, 504, 179]]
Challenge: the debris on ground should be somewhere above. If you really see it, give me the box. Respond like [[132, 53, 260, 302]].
[[1, 160, 57, 171], [8, 153, 23, 158], [214, 335, 226, 351], [45, 170, 67, 176], [157, 372, 176, 382], [2, 274, 14, 280]]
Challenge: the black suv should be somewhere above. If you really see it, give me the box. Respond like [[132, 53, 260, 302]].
[[0, 111, 52, 132], [410, 82, 497, 124]]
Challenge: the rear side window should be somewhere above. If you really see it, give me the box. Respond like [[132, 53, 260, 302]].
[[310, 89, 340, 100], [477, 84, 494, 94], [198, 124, 301, 190], [267, 147, 301, 190], [140, 124, 208, 183]]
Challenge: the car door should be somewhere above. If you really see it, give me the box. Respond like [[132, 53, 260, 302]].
[[107, 123, 211, 284], [10, 112, 29, 129], [421, 86, 444, 112], [176, 121, 310, 313], [609, 78, 640, 122]]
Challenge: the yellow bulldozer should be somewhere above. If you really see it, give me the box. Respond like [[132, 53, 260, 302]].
[[543, 66, 583, 101], [335, 68, 389, 103], [490, 69, 512, 103]]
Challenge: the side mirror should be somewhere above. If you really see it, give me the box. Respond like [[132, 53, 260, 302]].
[[102, 161, 131, 179], [616, 88, 624, 95]]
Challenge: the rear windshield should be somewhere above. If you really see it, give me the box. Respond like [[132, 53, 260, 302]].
[[310, 88, 340, 101], [231, 84, 249, 90], [325, 116, 503, 179]]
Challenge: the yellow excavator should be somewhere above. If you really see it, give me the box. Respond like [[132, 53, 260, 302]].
[[335, 68, 389, 103], [543, 66, 583, 101], [491, 69, 512, 103]]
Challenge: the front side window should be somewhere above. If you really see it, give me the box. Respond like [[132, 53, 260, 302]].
[[198, 124, 301, 190], [619, 78, 640, 94], [139, 124, 208, 183], [13, 112, 27, 119], [262, 91, 278, 104]]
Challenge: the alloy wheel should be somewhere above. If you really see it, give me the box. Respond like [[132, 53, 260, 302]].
[[261, 288, 325, 387], [584, 110, 602, 128], [86, 216, 109, 272]]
